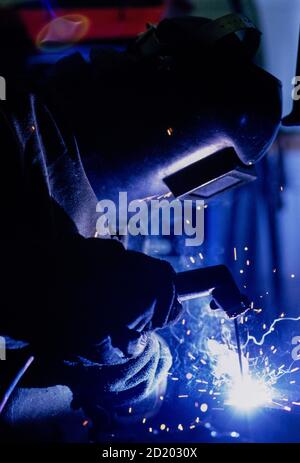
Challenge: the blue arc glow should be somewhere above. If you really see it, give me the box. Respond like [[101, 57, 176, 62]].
[[226, 376, 272, 410], [207, 339, 276, 411]]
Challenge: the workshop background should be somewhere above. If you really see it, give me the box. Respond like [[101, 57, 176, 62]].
[[1, 0, 300, 443]]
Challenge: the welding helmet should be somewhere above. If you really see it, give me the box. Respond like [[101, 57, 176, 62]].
[[66, 14, 282, 202]]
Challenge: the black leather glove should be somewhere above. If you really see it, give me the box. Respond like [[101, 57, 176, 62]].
[[92, 244, 183, 357]]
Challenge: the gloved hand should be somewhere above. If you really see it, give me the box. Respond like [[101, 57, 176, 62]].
[[108, 248, 183, 357], [68, 332, 172, 410], [56, 239, 180, 425], [64, 332, 172, 433], [24, 236, 183, 360]]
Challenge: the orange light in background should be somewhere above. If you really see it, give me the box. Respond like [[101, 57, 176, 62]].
[[19, 6, 165, 45], [36, 14, 90, 51]]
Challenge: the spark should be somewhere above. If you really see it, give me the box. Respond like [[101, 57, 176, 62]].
[[200, 403, 208, 412], [247, 316, 300, 346], [234, 247, 237, 261]]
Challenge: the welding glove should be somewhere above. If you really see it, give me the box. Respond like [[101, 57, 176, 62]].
[[56, 237, 178, 423], [66, 332, 172, 415], [106, 245, 183, 357]]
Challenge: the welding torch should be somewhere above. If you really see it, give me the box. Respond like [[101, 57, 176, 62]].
[[175, 265, 248, 377]]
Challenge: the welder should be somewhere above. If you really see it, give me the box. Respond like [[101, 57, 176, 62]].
[[0, 13, 281, 440]]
